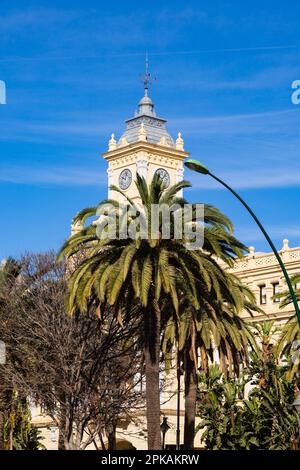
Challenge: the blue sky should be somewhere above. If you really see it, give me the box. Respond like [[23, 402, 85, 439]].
[[1, 0, 300, 259]]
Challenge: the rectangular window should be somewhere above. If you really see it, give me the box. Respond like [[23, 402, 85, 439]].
[[273, 282, 281, 303], [295, 281, 300, 290], [259, 285, 267, 305]]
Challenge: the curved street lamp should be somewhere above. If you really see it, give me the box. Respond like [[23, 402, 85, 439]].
[[184, 158, 300, 326]]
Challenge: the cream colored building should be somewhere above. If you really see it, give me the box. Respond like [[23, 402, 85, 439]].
[[232, 240, 300, 323], [34, 87, 300, 450], [102, 87, 188, 204]]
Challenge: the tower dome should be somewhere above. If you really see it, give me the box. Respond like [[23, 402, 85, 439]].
[[118, 89, 174, 147], [118, 80, 175, 147], [137, 92, 156, 117]]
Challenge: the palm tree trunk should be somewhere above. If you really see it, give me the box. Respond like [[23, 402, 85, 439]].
[[144, 307, 161, 450], [183, 348, 197, 449]]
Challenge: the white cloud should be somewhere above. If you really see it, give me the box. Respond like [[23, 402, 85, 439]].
[[170, 108, 299, 137], [0, 164, 107, 186], [163, 62, 300, 92], [0, 115, 116, 143], [0, 8, 75, 32], [186, 166, 300, 190], [234, 225, 300, 245]]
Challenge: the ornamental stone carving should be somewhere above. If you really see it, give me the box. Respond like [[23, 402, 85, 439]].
[[108, 133, 117, 151], [136, 160, 148, 179], [175, 132, 184, 151]]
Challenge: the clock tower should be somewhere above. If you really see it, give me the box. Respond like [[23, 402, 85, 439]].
[[102, 77, 189, 203]]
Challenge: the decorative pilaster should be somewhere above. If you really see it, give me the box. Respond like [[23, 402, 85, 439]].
[[265, 283, 274, 305], [107, 167, 114, 197], [136, 159, 148, 179], [176, 167, 184, 196], [176, 167, 184, 183]]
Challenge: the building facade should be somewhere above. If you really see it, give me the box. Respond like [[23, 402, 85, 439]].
[[34, 87, 300, 450], [232, 240, 300, 323], [102, 86, 188, 204]]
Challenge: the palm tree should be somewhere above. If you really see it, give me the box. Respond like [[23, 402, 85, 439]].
[[58, 173, 247, 449], [162, 276, 259, 448], [273, 274, 300, 380]]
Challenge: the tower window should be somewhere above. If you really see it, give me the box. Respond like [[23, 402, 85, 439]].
[[259, 285, 267, 305], [272, 282, 281, 303]]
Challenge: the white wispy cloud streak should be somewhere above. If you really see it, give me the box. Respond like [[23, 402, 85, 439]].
[[233, 225, 300, 245], [163, 61, 300, 92], [186, 167, 300, 190], [1, 105, 299, 189], [0, 161, 299, 190], [0, 165, 107, 186], [169, 108, 299, 136], [1, 46, 298, 64], [2, 107, 298, 143], [2, 5, 298, 64], [0, 7, 74, 32], [0, 5, 210, 57], [0, 116, 116, 143]]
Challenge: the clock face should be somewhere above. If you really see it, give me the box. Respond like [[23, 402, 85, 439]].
[[155, 168, 170, 188], [119, 169, 132, 190]]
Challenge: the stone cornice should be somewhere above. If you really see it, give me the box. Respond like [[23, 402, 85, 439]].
[[229, 246, 300, 274], [244, 309, 295, 323], [102, 141, 189, 162]]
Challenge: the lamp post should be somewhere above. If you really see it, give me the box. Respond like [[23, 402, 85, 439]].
[[160, 417, 170, 450], [293, 393, 300, 441], [184, 159, 300, 327], [175, 357, 184, 450]]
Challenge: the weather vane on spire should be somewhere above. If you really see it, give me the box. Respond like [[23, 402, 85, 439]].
[[140, 52, 155, 96]]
